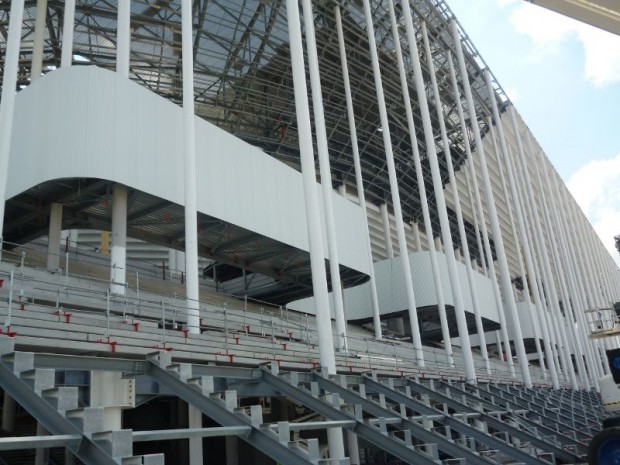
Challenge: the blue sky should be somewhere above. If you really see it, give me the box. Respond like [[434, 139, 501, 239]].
[[446, 0, 620, 265]]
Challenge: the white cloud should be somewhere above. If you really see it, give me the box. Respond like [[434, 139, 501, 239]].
[[505, 85, 520, 102], [567, 154, 620, 267], [508, 3, 620, 87], [497, 0, 519, 7]]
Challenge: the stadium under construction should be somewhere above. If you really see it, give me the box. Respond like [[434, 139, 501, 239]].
[[0, 0, 619, 463]]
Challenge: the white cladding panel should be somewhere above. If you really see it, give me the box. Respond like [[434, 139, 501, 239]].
[[290, 251, 499, 323], [8, 66, 370, 275]]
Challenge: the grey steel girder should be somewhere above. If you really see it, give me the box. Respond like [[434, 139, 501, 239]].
[[144, 361, 316, 465], [437, 380, 591, 449], [312, 373, 541, 465], [0, 359, 120, 465], [259, 368, 440, 465], [362, 376, 558, 464], [403, 377, 583, 463]]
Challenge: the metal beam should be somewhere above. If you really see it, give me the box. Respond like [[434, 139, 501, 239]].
[[145, 361, 315, 465]]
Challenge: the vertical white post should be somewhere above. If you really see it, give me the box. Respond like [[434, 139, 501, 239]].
[[335, 5, 382, 339], [116, 0, 131, 78], [492, 111, 557, 385], [362, 0, 425, 367], [380, 204, 394, 259], [47, 203, 63, 270], [543, 164, 604, 384], [0, 0, 25, 242], [423, 39, 490, 375], [346, 429, 360, 465], [405, 17, 476, 383], [31, 0, 48, 82], [521, 153, 588, 386], [412, 222, 421, 252], [182, 0, 200, 333], [385, 4, 454, 367], [61, 0, 76, 68], [452, 21, 520, 379], [490, 125, 550, 369], [110, 184, 128, 295], [477, 69, 531, 387], [301, 0, 347, 353], [188, 404, 203, 465], [285, 0, 337, 374]]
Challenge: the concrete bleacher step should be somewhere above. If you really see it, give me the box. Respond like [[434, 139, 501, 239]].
[[41, 386, 79, 411]]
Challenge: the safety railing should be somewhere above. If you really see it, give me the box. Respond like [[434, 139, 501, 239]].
[[0, 239, 571, 388]]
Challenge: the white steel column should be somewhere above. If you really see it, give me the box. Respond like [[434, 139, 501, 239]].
[[547, 167, 602, 383], [387, 5, 454, 367], [532, 158, 596, 387], [301, 0, 348, 353], [335, 5, 382, 339], [110, 184, 128, 295], [479, 69, 531, 386], [510, 134, 578, 387], [47, 203, 63, 270], [362, 0, 425, 367], [412, 222, 421, 252], [490, 122, 553, 384], [559, 169, 608, 375], [451, 20, 520, 376], [61, 0, 76, 68], [116, 0, 131, 77], [285, 0, 337, 374], [404, 16, 476, 382], [182, 0, 200, 333], [31, 0, 48, 82], [380, 203, 394, 259], [0, 0, 25, 242], [496, 110, 558, 384], [451, 55, 515, 376], [188, 404, 203, 465], [291, 0, 345, 453], [544, 166, 604, 382], [425, 39, 490, 375]]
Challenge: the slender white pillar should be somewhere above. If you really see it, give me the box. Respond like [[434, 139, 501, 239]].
[[545, 161, 598, 384], [188, 404, 203, 465], [110, 184, 128, 295], [335, 5, 382, 339], [47, 203, 63, 270], [544, 165, 604, 383], [182, 0, 200, 333], [301, 0, 347, 353], [61, 0, 76, 68], [490, 125, 552, 384], [452, 64, 514, 376], [225, 437, 238, 465], [346, 429, 360, 465], [511, 138, 578, 388], [489, 120, 544, 374], [285, 0, 337, 374], [116, 0, 131, 78], [423, 39, 489, 375], [453, 23, 522, 380], [0, 0, 25, 242], [464, 167, 487, 275], [478, 69, 531, 387], [31, 0, 48, 82], [387, 6, 453, 367], [380, 203, 394, 259], [412, 222, 421, 252], [408, 20, 477, 380], [362, 0, 424, 367], [534, 159, 596, 388]]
